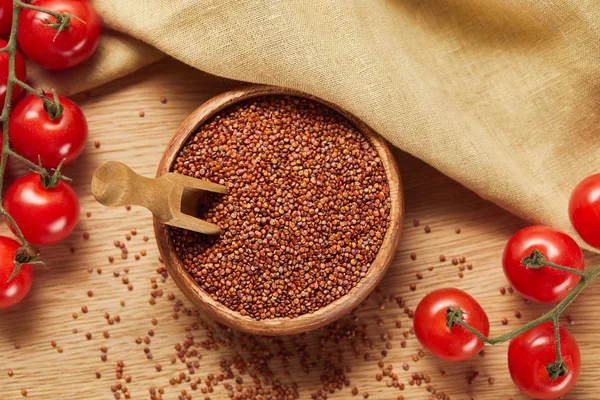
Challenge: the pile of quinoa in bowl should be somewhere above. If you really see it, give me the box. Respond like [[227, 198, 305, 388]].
[[169, 95, 391, 320]]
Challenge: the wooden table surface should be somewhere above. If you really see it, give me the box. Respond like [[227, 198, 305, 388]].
[[0, 58, 598, 400]]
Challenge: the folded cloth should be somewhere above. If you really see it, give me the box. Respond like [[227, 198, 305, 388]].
[[30, 0, 600, 249]]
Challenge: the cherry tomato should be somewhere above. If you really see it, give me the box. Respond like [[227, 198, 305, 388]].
[[569, 173, 600, 249], [0, 0, 12, 37], [508, 322, 580, 399], [414, 288, 489, 362], [0, 38, 26, 105], [10, 94, 87, 168], [3, 173, 79, 245], [17, 0, 101, 70], [0, 236, 32, 310], [503, 226, 584, 303]]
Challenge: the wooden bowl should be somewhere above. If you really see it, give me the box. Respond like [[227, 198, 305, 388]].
[[154, 85, 403, 336]]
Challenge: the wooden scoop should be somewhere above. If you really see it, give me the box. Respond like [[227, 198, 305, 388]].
[[91, 161, 228, 235]]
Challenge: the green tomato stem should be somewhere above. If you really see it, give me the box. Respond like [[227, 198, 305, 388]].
[[0, 0, 72, 279], [450, 261, 600, 380], [540, 260, 586, 277], [6, 150, 46, 174]]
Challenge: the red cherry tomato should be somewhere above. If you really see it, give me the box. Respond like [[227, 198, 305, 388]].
[[503, 226, 583, 303], [0, 38, 26, 105], [508, 322, 580, 399], [4, 173, 79, 245], [0, 236, 32, 310], [414, 288, 489, 362], [569, 173, 600, 249], [0, 0, 12, 37], [17, 0, 101, 70], [10, 94, 87, 168]]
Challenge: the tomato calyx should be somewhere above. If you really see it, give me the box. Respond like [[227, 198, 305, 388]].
[[445, 306, 465, 328], [36, 158, 71, 189], [43, 12, 85, 41], [41, 90, 64, 120], [8, 247, 42, 282], [546, 359, 568, 380], [521, 249, 547, 269]]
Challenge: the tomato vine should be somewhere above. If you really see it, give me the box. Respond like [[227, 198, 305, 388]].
[[446, 251, 600, 380], [0, 0, 75, 278]]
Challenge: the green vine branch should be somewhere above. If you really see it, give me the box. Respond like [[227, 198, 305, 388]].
[[447, 250, 600, 380], [1, 0, 76, 279]]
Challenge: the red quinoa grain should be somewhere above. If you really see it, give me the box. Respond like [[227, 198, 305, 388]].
[[169, 96, 391, 320]]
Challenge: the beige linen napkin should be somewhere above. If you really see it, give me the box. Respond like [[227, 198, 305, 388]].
[[29, 0, 600, 248]]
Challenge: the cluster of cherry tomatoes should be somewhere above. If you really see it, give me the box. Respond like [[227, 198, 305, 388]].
[[414, 173, 600, 399], [0, 0, 101, 310]]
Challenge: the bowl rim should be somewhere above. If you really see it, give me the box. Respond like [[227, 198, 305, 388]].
[[154, 84, 403, 335]]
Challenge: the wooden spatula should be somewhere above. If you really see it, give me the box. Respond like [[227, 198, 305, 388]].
[[91, 161, 227, 235]]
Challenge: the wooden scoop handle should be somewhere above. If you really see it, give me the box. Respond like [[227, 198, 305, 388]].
[[92, 161, 163, 211]]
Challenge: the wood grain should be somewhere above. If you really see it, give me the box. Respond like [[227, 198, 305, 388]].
[[154, 84, 403, 336], [0, 58, 598, 400]]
